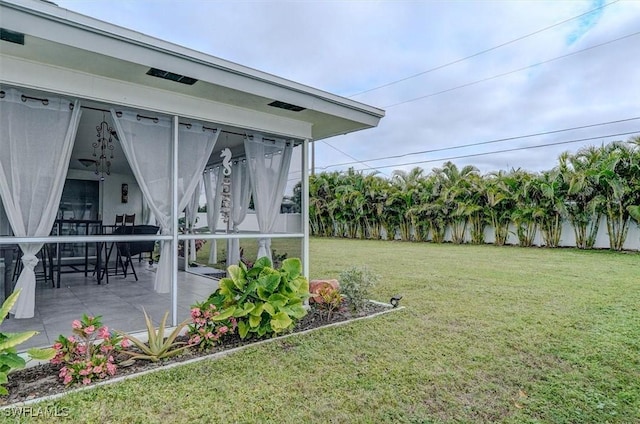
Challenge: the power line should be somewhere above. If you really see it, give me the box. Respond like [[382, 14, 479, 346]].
[[384, 30, 640, 109], [320, 139, 388, 176], [348, 0, 620, 98], [346, 130, 640, 173], [315, 116, 640, 170]]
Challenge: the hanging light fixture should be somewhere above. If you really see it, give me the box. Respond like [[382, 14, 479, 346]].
[[89, 115, 115, 180]]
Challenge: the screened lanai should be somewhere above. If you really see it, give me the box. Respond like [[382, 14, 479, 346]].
[[0, 0, 384, 347]]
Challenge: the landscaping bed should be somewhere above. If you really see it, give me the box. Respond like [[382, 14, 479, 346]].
[[2, 300, 391, 406]]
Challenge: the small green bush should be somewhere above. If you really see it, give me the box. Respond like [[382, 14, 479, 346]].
[[210, 257, 309, 339], [339, 266, 379, 313]]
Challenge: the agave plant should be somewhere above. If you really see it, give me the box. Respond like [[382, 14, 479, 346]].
[[119, 310, 189, 363], [0, 289, 56, 395]]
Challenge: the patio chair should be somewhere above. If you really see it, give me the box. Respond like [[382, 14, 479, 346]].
[[105, 225, 158, 282], [124, 214, 135, 225]]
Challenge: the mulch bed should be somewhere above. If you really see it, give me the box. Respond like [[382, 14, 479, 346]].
[[2, 301, 391, 406]]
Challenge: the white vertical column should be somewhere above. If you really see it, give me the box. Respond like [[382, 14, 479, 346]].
[[171, 115, 179, 326], [302, 139, 310, 280]]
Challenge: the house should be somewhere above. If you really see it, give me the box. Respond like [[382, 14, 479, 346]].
[[0, 0, 383, 343]]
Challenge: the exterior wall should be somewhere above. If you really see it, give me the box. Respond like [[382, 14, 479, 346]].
[[481, 218, 639, 250], [66, 169, 144, 225], [380, 219, 640, 250], [193, 212, 303, 234]]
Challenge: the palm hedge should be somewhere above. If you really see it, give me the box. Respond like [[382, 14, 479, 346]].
[[307, 137, 640, 251]]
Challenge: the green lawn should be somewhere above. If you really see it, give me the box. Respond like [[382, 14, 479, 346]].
[[24, 239, 640, 423], [193, 237, 302, 268]]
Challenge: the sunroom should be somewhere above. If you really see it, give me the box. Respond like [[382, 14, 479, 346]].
[[0, 0, 384, 349]]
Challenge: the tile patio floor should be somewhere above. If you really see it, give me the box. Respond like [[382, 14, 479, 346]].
[[1, 265, 221, 351]]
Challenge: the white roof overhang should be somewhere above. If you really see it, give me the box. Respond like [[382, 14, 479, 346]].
[[0, 0, 384, 142]]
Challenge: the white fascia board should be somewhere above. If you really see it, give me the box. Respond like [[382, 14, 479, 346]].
[[0, 55, 313, 140], [1, 0, 384, 124]]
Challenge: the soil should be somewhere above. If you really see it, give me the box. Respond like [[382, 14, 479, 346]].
[[2, 301, 391, 406]]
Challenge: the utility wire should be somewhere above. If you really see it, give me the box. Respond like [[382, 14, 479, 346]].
[[319, 139, 388, 176], [384, 30, 640, 108], [347, 130, 640, 173], [329, 2, 623, 180], [347, 0, 620, 98], [316, 116, 640, 170]]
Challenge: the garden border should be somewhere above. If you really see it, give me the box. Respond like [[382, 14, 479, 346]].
[[3, 301, 404, 408]]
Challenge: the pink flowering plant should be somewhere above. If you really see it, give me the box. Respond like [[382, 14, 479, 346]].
[[50, 314, 128, 386], [187, 296, 237, 351]]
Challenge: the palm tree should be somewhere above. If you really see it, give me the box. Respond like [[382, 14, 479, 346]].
[[537, 169, 567, 247], [360, 172, 388, 239], [433, 162, 480, 244], [594, 141, 637, 250], [507, 169, 543, 247], [484, 170, 514, 246], [387, 167, 424, 241], [558, 148, 604, 249]]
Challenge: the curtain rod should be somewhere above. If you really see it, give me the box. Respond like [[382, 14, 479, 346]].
[[67, 104, 295, 142], [2, 92, 299, 144], [0, 91, 75, 109]]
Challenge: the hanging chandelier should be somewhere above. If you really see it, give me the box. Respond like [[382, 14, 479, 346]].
[[79, 116, 116, 180]]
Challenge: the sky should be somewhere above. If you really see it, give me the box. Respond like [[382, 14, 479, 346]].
[[55, 0, 640, 178]]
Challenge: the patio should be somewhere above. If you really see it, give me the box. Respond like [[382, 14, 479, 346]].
[[1, 266, 219, 350], [0, 0, 382, 343]]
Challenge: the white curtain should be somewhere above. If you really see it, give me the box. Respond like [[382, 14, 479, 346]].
[[141, 195, 155, 225], [111, 110, 219, 293], [227, 160, 251, 267], [245, 136, 293, 264], [185, 179, 202, 263], [203, 166, 223, 264], [0, 88, 81, 318]]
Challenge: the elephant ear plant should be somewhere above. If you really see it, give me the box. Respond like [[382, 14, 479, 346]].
[[0, 289, 56, 395], [211, 257, 309, 339]]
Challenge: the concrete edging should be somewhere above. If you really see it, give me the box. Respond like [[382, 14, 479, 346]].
[[3, 301, 404, 408]]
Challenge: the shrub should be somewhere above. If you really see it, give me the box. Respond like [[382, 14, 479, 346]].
[[0, 289, 56, 395], [339, 266, 379, 313], [178, 239, 206, 258], [210, 257, 309, 339], [312, 285, 344, 321], [51, 315, 126, 386], [187, 300, 237, 350]]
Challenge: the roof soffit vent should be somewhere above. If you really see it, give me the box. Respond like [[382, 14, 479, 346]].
[[1, 29, 25, 45], [268, 100, 306, 112], [146, 67, 198, 85]]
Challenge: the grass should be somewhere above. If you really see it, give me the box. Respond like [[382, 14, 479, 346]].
[[192, 237, 302, 268], [18, 239, 640, 423]]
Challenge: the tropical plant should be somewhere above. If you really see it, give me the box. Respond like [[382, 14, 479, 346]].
[[187, 300, 237, 351], [537, 169, 567, 247], [339, 266, 379, 313], [629, 204, 640, 245], [0, 289, 56, 395], [311, 285, 343, 321], [558, 148, 604, 249], [508, 169, 543, 247], [211, 257, 308, 339], [433, 162, 480, 244], [484, 170, 514, 246], [306, 137, 639, 250], [595, 142, 638, 250], [119, 310, 189, 363], [51, 314, 126, 386]]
